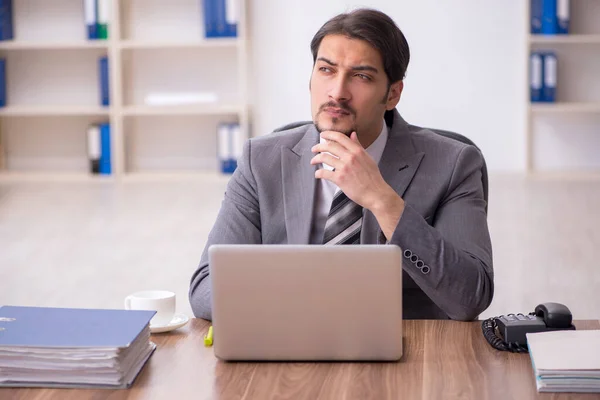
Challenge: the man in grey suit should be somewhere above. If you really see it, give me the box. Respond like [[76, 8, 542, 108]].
[[190, 9, 493, 321]]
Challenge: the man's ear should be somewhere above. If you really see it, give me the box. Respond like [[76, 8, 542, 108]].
[[386, 81, 403, 110]]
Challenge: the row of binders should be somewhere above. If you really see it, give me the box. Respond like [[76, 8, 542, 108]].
[[0, 0, 109, 41], [203, 0, 239, 38], [84, 0, 110, 40], [0, 0, 238, 41], [0, 305, 156, 389], [0, 55, 108, 108], [87, 121, 241, 176], [87, 123, 111, 175], [86, 121, 242, 176], [530, 51, 557, 103], [530, 0, 570, 35]]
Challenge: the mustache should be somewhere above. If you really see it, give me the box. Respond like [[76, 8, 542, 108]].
[[319, 101, 355, 116]]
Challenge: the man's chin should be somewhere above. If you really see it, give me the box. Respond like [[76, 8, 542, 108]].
[[315, 119, 354, 136]]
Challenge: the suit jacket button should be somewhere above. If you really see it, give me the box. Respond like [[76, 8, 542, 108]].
[[403, 249, 412, 259], [421, 265, 431, 274], [416, 260, 424, 268]]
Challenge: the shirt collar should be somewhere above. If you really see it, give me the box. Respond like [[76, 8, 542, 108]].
[[365, 119, 388, 165]]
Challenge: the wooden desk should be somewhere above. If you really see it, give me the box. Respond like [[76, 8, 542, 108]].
[[3, 319, 600, 400]]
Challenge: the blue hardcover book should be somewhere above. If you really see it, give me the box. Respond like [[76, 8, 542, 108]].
[[0, 58, 6, 107], [530, 52, 543, 103], [84, 0, 98, 39], [542, 52, 557, 102], [541, 0, 557, 35], [0, 0, 14, 41], [99, 56, 109, 106], [556, 0, 570, 34], [530, 0, 542, 34], [99, 122, 111, 174], [214, 0, 226, 38], [0, 306, 155, 348], [203, 0, 215, 38], [221, 159, 236, 174]]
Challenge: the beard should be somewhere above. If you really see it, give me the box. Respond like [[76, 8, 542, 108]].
[[314, 101, 357, 136]]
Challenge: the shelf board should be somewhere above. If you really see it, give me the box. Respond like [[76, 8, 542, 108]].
[[0, 172, 115, 183], [0, 106, 111, 117], [121, 171, 233, 182], [0, 171, 234, 184], [120, 38, 239, 50], [528, 171, 600, 180], [530, 102, 600, 113], [122, 104, 243, 116], [0, 41, 109, 50], [529, 34, 600, 44]]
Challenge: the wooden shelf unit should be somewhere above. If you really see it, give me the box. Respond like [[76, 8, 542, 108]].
[[526, 1, 600, 174], [0, 0, 248, 182]]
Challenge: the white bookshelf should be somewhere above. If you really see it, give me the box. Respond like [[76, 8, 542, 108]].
[[122, 104, 243, 116], [526, 1, 600, 174], [119, 38, 238, 49], [530, 102, 600, 113], [0, 41, 109, 50], [0, 106, 110, 117], [0, 0, 249, 181], [528, 34, 600, 44]]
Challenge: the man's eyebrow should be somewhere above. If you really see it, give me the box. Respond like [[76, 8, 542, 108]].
[[351, 65, 379, 74], [316, 57, 379, 74], [317, 57, 337, 66]]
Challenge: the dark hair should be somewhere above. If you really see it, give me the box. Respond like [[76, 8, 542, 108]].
[[310, 9, 410, 84]]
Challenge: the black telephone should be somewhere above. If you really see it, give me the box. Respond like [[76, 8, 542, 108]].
[[482, 302, 576, 353]]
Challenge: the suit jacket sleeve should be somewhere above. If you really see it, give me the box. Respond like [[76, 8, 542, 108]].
[[189, 140, 261, 320], [389, 145, 493, 321]]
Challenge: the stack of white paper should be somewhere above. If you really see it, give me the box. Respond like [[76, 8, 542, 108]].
[[526, 330, 600, 393]]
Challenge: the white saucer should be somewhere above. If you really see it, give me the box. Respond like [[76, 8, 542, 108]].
[[150, 313, 189, 334]]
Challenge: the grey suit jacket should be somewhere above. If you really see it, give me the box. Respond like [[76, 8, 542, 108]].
[[189, 109, 493, 321]]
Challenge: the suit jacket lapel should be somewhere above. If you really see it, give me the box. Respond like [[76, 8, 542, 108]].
[[282, 125, 319, 244], [361, 110, 425, 244]]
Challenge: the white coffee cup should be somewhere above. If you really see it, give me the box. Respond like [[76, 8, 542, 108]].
[[124, 290, 176, 327]]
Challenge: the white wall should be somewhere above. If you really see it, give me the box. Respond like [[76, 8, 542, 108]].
[[248, 0, 600, 172], [248, 0, 527, 171]]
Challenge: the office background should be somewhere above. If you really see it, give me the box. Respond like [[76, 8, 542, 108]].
[[0, 1, 599, 320], [250, 0, 600, 172]]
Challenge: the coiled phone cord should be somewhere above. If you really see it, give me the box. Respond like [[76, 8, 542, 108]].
[[481, 316, 530, 353]]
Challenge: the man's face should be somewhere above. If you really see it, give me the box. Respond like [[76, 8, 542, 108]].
[[310, 34, 402, 140]]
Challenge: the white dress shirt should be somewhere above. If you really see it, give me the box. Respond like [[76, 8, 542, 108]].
[[309, 120, 389, 244]]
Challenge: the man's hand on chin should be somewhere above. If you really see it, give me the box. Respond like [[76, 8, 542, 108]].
[[310, 130, 405, 240]]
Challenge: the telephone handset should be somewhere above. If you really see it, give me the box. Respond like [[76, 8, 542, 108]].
[[482, 302, 576, 353]]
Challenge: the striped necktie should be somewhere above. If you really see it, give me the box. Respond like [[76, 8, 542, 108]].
[[323, 190, 363, 245]]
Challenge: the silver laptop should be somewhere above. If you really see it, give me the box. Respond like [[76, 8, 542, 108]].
[[209, 245, 403, 361]]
